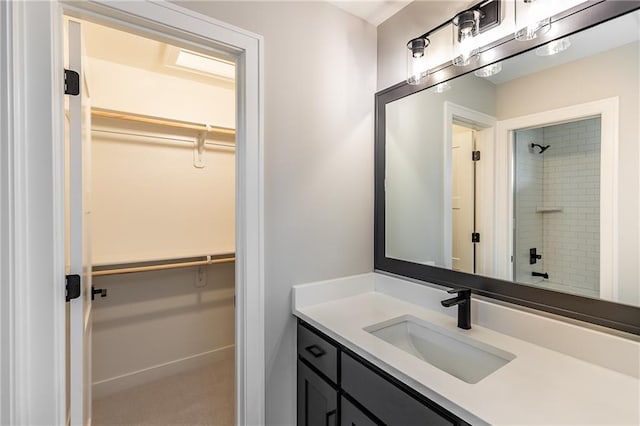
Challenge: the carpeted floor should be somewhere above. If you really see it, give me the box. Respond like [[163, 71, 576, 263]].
[[92, 357, 234, 425]]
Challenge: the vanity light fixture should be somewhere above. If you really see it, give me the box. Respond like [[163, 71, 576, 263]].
[[474, 62, 502, 77], [405, 0, 501, 84], [535, 38, 571, 56], [452, 10, 481, 66], [515, 0, 551, 41], [406, 37, 430, 85]]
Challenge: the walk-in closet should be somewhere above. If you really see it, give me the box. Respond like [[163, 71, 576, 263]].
[[65, 19, 237, 425]]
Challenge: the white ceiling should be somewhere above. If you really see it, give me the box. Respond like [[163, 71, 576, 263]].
[[328, 0, 412, 26]]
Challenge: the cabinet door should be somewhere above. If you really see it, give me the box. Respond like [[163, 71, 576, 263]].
[[297, 360, 338, 426], [341, 397, 379, 426], [342, 353, 458, 426]]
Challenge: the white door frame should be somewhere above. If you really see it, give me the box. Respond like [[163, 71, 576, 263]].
[[495, 98, 618, 300], [0, 1, 264, 424], [443, 102, 496, 274]]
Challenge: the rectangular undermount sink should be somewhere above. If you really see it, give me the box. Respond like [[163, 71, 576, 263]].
[[365, 315, 516, 384]]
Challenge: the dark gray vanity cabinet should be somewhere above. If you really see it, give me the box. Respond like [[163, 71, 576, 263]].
[[297, 320, 469, 426], [340, 397, 377, 426], [297, 359, 338, 426], [297, 321, 339, 426]]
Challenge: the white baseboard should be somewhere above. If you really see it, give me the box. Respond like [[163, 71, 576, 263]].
[[92, 344, 235, 399]]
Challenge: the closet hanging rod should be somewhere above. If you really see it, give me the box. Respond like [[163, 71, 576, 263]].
[[92, 255, 235, 277], [91, 109, 235, 138], [92, 128, 235, 150]]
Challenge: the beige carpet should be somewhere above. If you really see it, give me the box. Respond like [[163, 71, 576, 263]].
[[93, 358, 234, 426]]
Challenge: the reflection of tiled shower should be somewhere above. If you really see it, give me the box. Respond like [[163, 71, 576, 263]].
[[513, 117, 601, 298]]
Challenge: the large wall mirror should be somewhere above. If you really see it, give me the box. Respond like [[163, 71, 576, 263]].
[[375, 1, 640, 334]]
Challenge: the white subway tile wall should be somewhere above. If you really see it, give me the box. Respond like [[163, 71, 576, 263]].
[[513, 118, 600, 298], [514, 128, 544, 284], [542, 118, 600, 296]]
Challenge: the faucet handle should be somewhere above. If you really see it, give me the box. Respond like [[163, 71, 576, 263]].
[[447, 288, 471, 296]]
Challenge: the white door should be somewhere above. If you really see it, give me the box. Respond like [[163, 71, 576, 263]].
[[451, 127, 475, 273], [67, 19, 93, 426], [474, 127, 493, 277]]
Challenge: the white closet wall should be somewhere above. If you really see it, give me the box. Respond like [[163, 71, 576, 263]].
[[89, 50, 236, 397], [88, 57, 235, 128], [91, 121, 235, 265]]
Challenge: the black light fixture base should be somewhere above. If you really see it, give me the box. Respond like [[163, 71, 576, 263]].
[[478, 0, 501, 33]]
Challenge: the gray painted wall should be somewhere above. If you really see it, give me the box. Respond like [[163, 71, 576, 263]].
[[385, 75, 496, 266], [172, 2, 376, 425]]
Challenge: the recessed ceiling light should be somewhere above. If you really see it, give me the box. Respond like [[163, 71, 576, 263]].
[[535, 38, 571, 56], [174, 49, 235, 80], [474, 62, 502, 77]]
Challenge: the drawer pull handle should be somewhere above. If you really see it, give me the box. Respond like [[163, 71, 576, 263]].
[[326, 409, 336, 426], [305, 344, 326, 358]]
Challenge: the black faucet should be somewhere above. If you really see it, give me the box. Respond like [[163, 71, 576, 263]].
[[529, 248, 542, 264], [532, 271, 549, 279], [441, 288, 471, 330]]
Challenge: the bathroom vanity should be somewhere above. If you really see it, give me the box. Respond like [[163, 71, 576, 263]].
[[293, 273, 640, 425], [298, 320, 469, 426], [297, 320, 467, 426]]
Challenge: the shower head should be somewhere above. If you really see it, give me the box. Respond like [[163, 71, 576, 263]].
[[530, 143, 550, 154]]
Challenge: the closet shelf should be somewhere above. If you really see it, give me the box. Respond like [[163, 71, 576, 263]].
[[92, 254, 235, 277], [92, 108, 235, 139], [536, 207, 564, 213]]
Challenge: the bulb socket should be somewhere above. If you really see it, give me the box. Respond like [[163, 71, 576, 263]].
[[407, 37, 429, 58]]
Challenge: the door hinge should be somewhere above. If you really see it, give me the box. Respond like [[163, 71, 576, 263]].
[[472, 151, 481, 161], [66, 274, 81, 302], [64, 69, 80, 96], [471, 232, 480, 243]]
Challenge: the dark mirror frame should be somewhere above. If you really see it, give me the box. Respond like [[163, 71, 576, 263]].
[[374, 0, 640, 335]]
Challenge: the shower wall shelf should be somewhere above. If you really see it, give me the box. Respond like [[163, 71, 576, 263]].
[[536, 207, 564, 213]]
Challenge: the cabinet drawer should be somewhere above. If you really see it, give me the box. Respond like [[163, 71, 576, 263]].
[[341, 397, 379, 426], [297, 323, 338, 383], [341, 353, 456, 426]]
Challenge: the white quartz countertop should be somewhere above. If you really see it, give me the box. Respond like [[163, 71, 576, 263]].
[[293, 274, 640, 425]]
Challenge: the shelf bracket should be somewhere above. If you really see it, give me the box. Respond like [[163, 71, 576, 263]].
[[193, 131, 207, 168]]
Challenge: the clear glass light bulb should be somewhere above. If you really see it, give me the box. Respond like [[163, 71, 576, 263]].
[[474, 62, 502, 77], [535, 38, 571, 56], [433, 81, 451, 93], [515, 0, 551, 41], [406, 37, 429, 85], [452, 10, 480, 67]]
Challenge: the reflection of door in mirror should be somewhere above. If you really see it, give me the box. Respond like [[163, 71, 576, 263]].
[[513, 117, 601, 298], [451, 125, 475, 274], [443, 103, 497, 277]]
